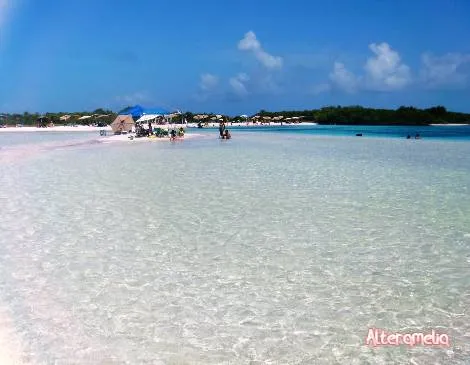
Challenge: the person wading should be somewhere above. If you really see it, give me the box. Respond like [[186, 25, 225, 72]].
[[219, 121, 226, 138]]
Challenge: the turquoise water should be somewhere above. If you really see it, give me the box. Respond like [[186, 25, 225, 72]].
[[202, 124, 470, 140], [0, 131, 469, 364]]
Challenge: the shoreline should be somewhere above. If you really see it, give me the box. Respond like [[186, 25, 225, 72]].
[[99, 132, 206, 143], [186, 122, 318, 128], [1, 122, 468, 134], [429, 123, 470, 126], [0, 123, 320, 132]]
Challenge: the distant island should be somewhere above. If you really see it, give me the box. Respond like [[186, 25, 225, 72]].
[[250, 106, 470, 126], [1, 105, 469, 127]]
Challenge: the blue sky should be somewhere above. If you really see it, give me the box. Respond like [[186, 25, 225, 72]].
[[1, 0, 470, 115]]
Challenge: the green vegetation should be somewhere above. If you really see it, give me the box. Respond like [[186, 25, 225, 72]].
[[0, 109, 116, 126], [1, 105, 469, 126], [256, 105, 470, 125]]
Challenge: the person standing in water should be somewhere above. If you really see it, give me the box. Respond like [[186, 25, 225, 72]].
[[219, 121, 225, 138]]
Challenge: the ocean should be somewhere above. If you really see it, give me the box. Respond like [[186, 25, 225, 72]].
[[0, 128, 469, 364], [208, 124, 470, 140]]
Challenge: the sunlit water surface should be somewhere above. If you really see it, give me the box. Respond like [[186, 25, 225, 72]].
[[0, 132, 469, 364]]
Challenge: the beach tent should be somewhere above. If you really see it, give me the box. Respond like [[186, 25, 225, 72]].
[[118, 105, 172, 118], [136, 114, 162, 123], [111, 114, 134, 133]]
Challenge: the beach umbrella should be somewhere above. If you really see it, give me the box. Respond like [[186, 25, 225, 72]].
[[118, 105, 145, 118], [111, 114, 134, 133]]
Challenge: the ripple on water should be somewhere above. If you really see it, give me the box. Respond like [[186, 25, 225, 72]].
[[0, 134, 470, 363]]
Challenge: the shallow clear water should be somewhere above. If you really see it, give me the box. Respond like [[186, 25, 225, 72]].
[[0, 131, 99, 148], [0, 132, 469, 364]]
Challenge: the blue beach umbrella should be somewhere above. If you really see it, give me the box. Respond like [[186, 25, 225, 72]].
[[118, 105, 145, 118]]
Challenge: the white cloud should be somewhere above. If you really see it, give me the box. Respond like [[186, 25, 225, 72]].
[[328, 42, 411, 93], [420, 53, 470, 87], [238, 31, 260, 51], [238, 31, 283, 69], [364, 42, 411, 90], [229, 73, 250, 96], [199, 73, 219, 91], [329, 62, 358, 93]]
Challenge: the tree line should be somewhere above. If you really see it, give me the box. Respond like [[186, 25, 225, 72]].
[[0, 109, 116, 126], [256, 106, 470, 125], [1, 105, 469, 126]]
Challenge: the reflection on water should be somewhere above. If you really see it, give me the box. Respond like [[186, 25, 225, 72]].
[[0, 133, 469, 364]]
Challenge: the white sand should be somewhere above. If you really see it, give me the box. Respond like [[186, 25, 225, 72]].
[[99, 133, 205, 143], [186, 122, 318, 128], [0, 126, 112, 133], [0, 122, 320, 133]]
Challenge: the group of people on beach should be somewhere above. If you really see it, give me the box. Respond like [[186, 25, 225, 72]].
[[135, 121, 185, 140], [170, 127, 185, 141], [219, 121, 231, 139]]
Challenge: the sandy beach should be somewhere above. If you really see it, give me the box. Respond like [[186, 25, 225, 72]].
[[186, 122, 318, 128], [429, 123, 470, 126], [99, 132, 206, 143], [0, 122, 319, 133]]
